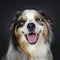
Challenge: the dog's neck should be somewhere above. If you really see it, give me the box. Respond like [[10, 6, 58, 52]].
[[26, 43, 50, 60]]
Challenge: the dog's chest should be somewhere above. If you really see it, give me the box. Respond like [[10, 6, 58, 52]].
[[27, 44, 48, 60]]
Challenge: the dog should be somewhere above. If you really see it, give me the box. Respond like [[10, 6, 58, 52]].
[[2, 9, 53, 60]]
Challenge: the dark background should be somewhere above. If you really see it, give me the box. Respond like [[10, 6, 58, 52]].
[[0, 0, 60, 60]]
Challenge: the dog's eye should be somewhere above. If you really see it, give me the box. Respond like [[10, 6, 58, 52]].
[[35, 18, 45, 25], [40, 19, 45, 25], [17, 20, 26, 28], [41, 19, 45, 22], [35, 18, 40, 22]]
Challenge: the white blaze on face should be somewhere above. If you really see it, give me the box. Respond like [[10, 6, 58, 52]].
[[18, 10, 43, 33]]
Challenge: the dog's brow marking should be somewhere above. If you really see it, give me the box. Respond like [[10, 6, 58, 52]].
[[21, 16, 27, 21], [34, 13, 41, 21], [34, 15, 39, 19]]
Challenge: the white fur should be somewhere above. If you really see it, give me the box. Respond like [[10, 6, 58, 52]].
[[2, 9, 53, 60], [17, 9, 53, 60]]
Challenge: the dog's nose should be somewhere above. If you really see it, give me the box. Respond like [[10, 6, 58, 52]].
[[27, 23, 35, 31]]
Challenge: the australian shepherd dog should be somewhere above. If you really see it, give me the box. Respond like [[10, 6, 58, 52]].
[[2, 9, 53, 60]]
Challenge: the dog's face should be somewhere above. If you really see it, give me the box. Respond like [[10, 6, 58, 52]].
[[15, 10, 48, 44], [10, 9, 53, 56]]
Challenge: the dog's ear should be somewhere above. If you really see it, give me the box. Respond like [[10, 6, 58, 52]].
[[39, 10, 53, 26], [8, 10, 21, 30], [39, 10, 54, 43]]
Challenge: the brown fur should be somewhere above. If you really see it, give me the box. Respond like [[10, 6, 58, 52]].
[[43, 24, 48, 42], [21, 16, 27, 21], [18, 39, 31, 58], [15, 27, 31, 58]]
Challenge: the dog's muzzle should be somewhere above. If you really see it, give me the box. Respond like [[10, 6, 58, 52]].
[[24, 23, 40, 44]]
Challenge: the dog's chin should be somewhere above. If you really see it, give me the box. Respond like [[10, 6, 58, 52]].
[[24, 33, 39, 44]]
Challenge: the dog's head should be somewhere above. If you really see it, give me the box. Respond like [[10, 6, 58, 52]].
[[9, 9, 53, 56]]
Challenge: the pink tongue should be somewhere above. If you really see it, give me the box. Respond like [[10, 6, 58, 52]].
[[27, 34, 37, 44]]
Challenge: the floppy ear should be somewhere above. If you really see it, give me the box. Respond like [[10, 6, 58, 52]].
[[8, 10, 21, 30], [39, 10, 54, 43], [39, 10, 53, 26]]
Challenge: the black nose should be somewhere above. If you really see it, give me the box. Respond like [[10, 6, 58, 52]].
[[27, 23, 35, 31]]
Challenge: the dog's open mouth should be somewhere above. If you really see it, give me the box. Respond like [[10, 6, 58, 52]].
[[25, 33, 39, 44]]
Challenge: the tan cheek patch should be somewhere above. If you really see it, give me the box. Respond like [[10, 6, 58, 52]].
[[15, 28, 22, 40], [15, 27, 31, 57], [43, 25, 48, 42], [34, 15, 38, 19], [18, 39, 31, 58]]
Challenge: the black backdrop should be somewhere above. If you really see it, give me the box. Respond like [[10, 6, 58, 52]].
[[0, 0, 60, 60]]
